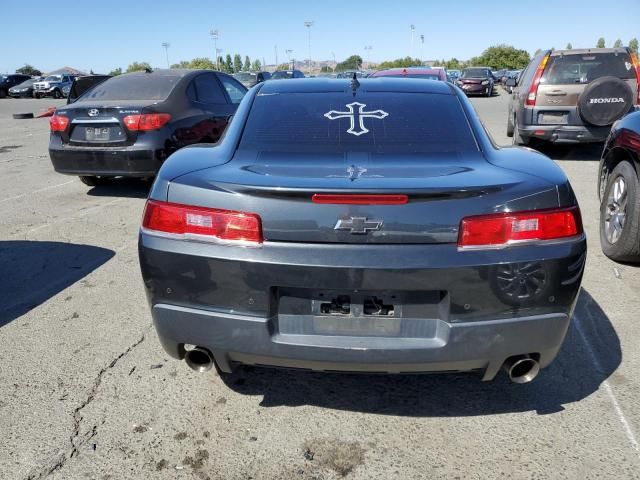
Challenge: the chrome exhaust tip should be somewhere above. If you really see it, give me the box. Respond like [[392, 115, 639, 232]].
[[184, 347, 214, 373], [503, 355, 540, 384]]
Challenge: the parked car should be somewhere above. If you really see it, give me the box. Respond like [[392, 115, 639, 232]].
[[457, 67, 495, 96], [336, 70, 367, 79], [232, 71, 271, 88], [598, 110, 640, 262], [33, 74, 76, 99], [271, 70, 305, 79], [48, 69, 247, 186], [0, 74, 32, 98], [139, 77, 586, 384], [507, 47, 639, 146], [501, 70, 521, 94], [448, 69, 461, 80], [369, 67, 448, 81], [492, 69, 507, 83], [65, 75, 111, 103], [7, 77, 40, 98]]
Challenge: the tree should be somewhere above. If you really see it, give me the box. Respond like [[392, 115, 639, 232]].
[[233, 54, 242, 73], [15, 64, 41, 76], [320, 65, 332, 73], [276, 63, 291, 71], [252, 59, 262, 71], [471, 44, 530, 70], [566, 43, 572, 50], [170, 60, 190, 69], [335, 55, 363, 71], [225, 54, 233, 73], [126, 61, 152, 73], [244, 56, 251, 71], [217, 57, 225, 70], [376, 56, 422, 69], [108, 67, 122, 76], [630, 38, 639, 54], [614, 39, 623, 48], [596, 37, 606, 48], [189, 57, 216, 70]]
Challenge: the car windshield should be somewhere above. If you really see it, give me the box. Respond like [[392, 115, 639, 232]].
[[44, 75, 62, 82], [541, 52, 635, 85], [17, 79, 36, 87], [271, 71, 294, 79], [239, 91, 478, 154], [75, 74, 180, 102], [461, 69, 490, 78]]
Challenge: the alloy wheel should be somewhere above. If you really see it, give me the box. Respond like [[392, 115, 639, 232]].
[[604, 175, 628, 244]]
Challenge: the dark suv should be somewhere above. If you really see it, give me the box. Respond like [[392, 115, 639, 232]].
[[0, 74, 32, 98], [507, 47, 640, 146]]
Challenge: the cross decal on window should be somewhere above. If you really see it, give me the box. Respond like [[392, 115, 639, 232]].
[[324, 102, 389, 136]]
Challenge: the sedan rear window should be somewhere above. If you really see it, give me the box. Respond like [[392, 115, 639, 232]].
[[541, 52, 635, 85], [239, 92, 477, 154], [75, 74, 180, 102]]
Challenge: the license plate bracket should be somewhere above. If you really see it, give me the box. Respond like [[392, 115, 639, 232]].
[[85, 126, 110, 141]]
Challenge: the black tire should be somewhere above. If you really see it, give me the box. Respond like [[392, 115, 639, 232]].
[[506, 113, 514, 137], [53, 89, 62, 99], [512, 120, 529, 146], [12, 113, 34, 119], [78, 176, 112, 187], [600, 161, 640, 262], [0, 89, 6, 99], [34, 92, 42, 99]]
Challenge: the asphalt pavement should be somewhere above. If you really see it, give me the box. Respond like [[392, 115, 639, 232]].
[[0, 91, 639, 480]]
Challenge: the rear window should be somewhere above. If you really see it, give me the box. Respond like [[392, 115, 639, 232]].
[[272, 71, 294, 79], [75, 74, 180, 102], [239, 92, 477, 154], [541, 52, 635, 85]]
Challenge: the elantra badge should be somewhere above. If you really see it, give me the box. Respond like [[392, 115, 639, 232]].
[[335, 217, 383, 234], [88, 109, 100, 117], [324, 102, 388, 136]]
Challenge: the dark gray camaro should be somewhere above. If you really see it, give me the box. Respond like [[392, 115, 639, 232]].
[[139, 78, 586, 383]]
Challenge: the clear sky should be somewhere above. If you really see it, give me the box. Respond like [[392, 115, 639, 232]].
[[2, 0, 639, 74]]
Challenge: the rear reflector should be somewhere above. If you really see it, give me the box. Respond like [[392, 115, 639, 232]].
[[458, 207, 582, 249], [49, 114, 69, 132], [312, 194, 408, 205], [123, 113, 171, 131], [142, 200, 262, 244]]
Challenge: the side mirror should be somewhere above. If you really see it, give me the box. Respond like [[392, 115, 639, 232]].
[[505, 78, 516, 87]]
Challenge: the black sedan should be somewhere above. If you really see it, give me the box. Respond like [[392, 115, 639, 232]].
[[139, 78, 586, 383], [598, 110, 640, 262], [8, 77, 40, 98], [48, 69, 247, 186]]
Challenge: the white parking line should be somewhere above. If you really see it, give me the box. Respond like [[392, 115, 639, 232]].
[[0, 180, 75, 204], [575, 314, 639, 453]]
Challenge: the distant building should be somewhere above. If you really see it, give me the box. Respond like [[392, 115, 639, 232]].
[[46, 66, 86, 76]]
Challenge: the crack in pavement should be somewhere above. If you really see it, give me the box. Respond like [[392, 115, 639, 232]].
[[25, 330, 148, 480]]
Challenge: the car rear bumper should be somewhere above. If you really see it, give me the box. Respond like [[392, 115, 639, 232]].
[[49, 143, 166, 177], [139, 233, 586, 380], [520, 124, 611, 143]]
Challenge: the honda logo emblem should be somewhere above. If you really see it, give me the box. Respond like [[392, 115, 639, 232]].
[[334, 217, 383, 234]]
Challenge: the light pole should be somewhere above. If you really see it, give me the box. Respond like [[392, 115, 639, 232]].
[[216, 48, 223, 70], [274, 45, 278, 68], [420, 35, 424, 65], [286, 49, 293, 69], [162, 42, 170, 68], [364, 45, 372, 70], [410, 24, 415, 59], [210, 29, 220, 70], [304, 21, 314, 74]]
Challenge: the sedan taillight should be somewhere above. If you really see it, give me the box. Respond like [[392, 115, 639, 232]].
[[458, 207, 582, 249], [123, 113, 171, 131], [49, 114, 69, 132], [142, 200, 263, 244]]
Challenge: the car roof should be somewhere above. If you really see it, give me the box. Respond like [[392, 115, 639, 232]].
[[258, 78, 453, 94], [549, 47, 630, 56], [373, 68, 443, 76]]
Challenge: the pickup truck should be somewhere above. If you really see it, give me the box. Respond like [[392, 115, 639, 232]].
[[33, 74, 75, 98]]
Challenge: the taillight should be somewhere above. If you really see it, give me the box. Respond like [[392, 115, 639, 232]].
[[525, 54, 550, 107], [49, 114, 69, 132], [312, 194, 408, 205], [615, 128, 640, 150], [142, 200, 262, 244], [123, 113, 171, 131], [630, 52, 640, 103], [458, 207, 582, 249]]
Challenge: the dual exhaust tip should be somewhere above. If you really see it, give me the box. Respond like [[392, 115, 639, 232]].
[[184, 346, 541, 384]]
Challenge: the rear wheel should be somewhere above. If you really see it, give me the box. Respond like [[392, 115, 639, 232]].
[[0, 89, 6, 99], [78, 176, 112, 187], [600, 161, 640, 262], [506, 113, 514, 137], [512, 120, 529, 146], [53, 89, 62, 99]]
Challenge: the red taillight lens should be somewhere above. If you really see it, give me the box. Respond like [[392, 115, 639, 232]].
[[49, 114, 69, 132], [525, 54, 550, 107], [142, 200, 263, 244], [458, 207, 582, 248], [312, 194, 408, 205], [630, 52, 640, 103], [123, 113, 171, 131]]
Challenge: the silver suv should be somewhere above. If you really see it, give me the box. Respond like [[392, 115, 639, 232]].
[[507, 47, 639, 145]]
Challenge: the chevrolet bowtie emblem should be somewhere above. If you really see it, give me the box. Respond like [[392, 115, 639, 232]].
[[334, 217, 383, 234]]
